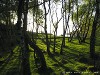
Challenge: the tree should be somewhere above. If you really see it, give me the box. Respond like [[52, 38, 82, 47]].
[[16, 0, 47, 74], [90, 0, 100, 58], [0, 0, 18, 25], [53, 22, 58, 53], [68, 0, 95, 43], [16, 0, 31, 75], [60, 0, 71, 54], [22, 0, 31, 74], [43, 0, 51, 55]]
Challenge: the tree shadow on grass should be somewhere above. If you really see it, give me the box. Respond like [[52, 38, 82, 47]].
[[41, 38, 100, 73], [0, 55, 20, 75], [50, 42, 92, 66], [64, 46, 92, 64], [64, 46, 100, 73], [41, 39, 47, 45], [49, 54, 75, 71], [49, 55, 81, 75], [0, 52, 13, 72], [38, 67, 55, 75], [0, 46, 20, 75]]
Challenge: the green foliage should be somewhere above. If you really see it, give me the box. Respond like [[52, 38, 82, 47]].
[[0, 0, 18, 24], [54, 0, 60, 3]]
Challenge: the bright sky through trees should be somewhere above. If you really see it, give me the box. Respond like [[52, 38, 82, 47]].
[[26, 1, 73, 36], [13, 0, 73, 36]]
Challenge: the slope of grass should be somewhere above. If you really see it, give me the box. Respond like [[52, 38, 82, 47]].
[[30, 35, 100, 75], [0, 33, 100, 75]]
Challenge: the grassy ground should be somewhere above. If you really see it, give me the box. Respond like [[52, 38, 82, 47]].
[[0, 33, 100, 75], [34, 37, 100, 75]]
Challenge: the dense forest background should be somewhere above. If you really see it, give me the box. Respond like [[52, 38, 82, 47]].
[[0, 0, 100, 75]]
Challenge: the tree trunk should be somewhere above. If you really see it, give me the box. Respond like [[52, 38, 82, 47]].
[[60, 0, 70, 54], [53, 31, 56, 53], [16, 0, 24, 30], [81, 0, 91, 43], [43, 0, 51, 55], [90, 0, 99, 58], [21, 0, 31, 74], [16, 0, 31, 74]]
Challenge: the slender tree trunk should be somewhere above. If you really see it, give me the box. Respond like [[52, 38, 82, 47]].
[[76, 0, 82, 44], [60, 0, 70, 54], [81, 0, 91, 43], [53, 31, 56, 53], [16, 0, 24, 29], [35, 0, 39, 41], [53, 4, 58, 53], [43, 0, 51, 55], [48, 0, 51, 43], [90, 0, 99, 58]]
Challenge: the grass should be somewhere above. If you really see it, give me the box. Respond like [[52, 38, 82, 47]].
[[0, 46, 20, 75], [30, 36, 99, 75], [0, 33, 100, 75]]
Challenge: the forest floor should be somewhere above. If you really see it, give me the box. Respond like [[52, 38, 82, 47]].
[[0, 33, 100, 75]]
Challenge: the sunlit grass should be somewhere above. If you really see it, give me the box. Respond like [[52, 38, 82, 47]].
[[0, 33, 100, 75]]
